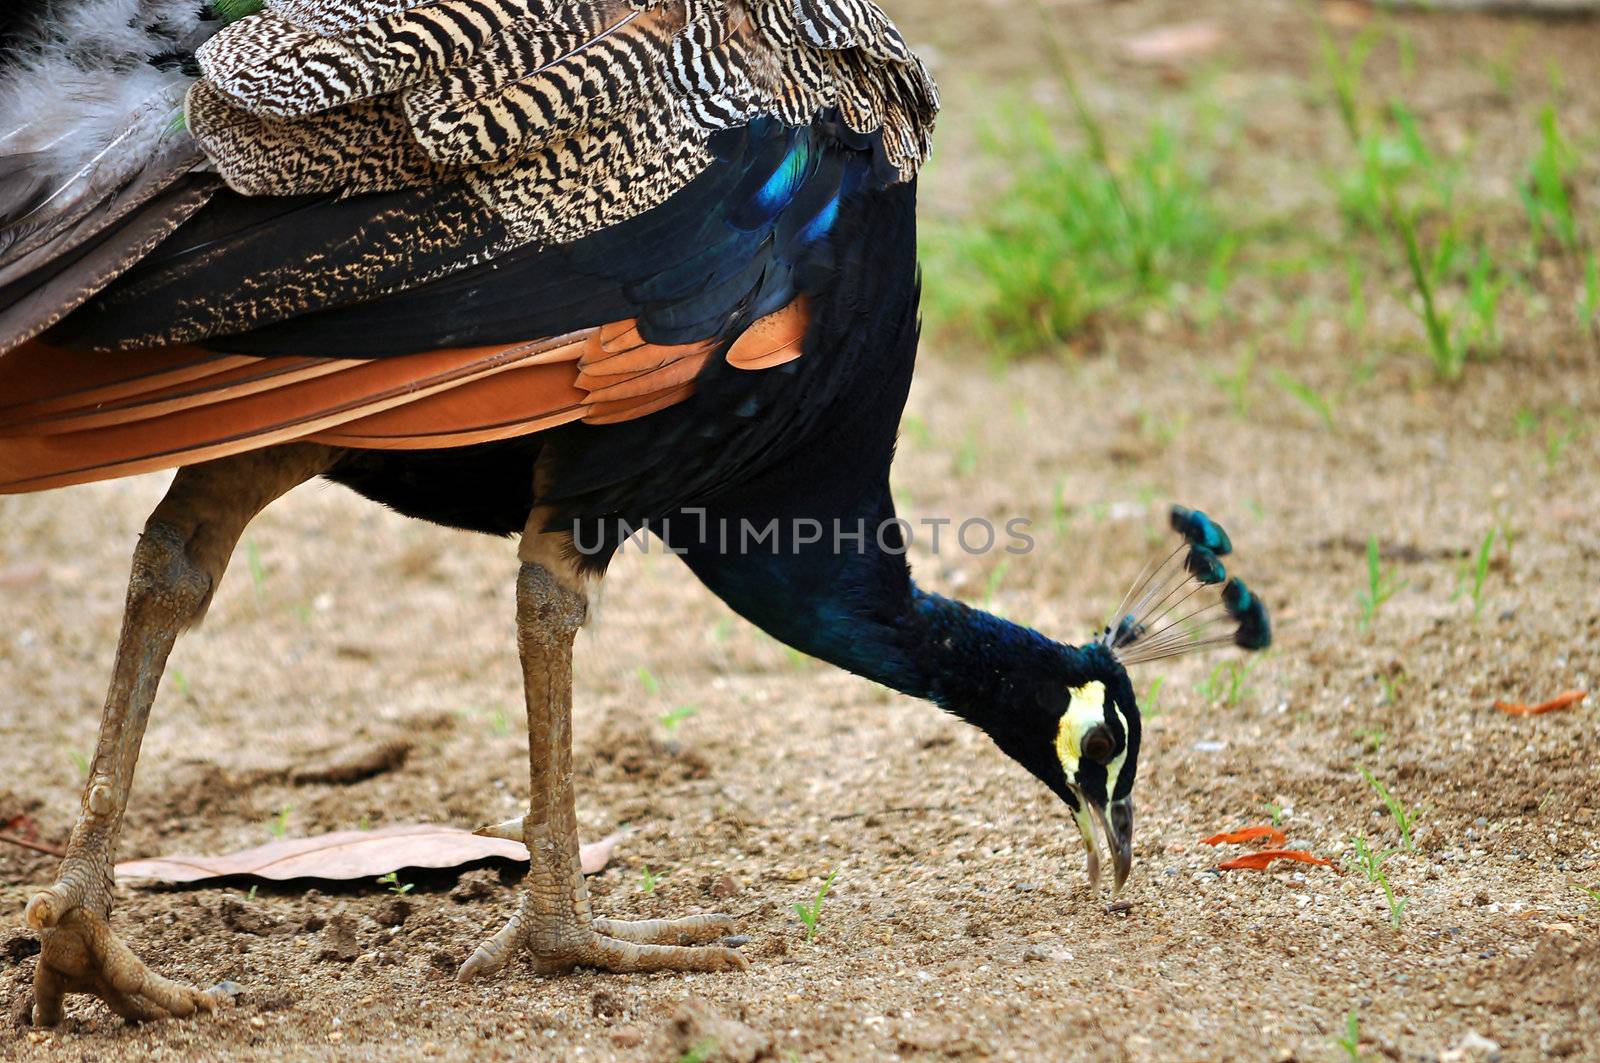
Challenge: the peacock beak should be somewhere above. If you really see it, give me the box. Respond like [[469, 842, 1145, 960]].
[[1108, 797, 1134, 894], [1073, 792, 1135, 895], [1073, 802, 1102, 891]]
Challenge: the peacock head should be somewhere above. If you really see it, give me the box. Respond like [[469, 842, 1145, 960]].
[[1020, 506, 1272, 897], [1041, 642, 1142, 896]]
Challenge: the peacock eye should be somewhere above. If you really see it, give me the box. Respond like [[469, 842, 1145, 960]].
[[1081, 724, 1114, 764]]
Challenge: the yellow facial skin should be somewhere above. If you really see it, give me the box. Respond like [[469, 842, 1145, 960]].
[[1054, 680, 1129, 797], [1056, 681, 1136, 894]]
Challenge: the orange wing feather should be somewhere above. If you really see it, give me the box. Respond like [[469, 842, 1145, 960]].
[[726, 299, 809, 370], [0, 301, 812, 494]]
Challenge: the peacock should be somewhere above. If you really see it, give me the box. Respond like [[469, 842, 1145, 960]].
[[0, 0, 1269, 1025]]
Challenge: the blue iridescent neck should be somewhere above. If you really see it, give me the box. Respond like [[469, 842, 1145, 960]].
[[897, 588, 1077, 711], [680, 532, 1082, 720]]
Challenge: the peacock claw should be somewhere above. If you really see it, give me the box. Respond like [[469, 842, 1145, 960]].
[[471, 816, 525, 842], [457, 903, 747, 982], [26, 897, 231, 1025]]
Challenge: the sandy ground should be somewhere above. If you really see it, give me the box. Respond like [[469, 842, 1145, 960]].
[[3, 1, 1600, 1060]]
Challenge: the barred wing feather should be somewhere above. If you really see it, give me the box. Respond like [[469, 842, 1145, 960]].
[[0, 0, 935, 494]]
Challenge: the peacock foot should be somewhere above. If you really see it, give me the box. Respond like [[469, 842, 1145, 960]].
[[25, 883, 233, 1025], [456, 894, 747, 981]]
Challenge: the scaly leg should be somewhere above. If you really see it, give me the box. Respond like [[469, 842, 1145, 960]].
[[458, 550, 746, 981], [26, 446, 333, 1025]]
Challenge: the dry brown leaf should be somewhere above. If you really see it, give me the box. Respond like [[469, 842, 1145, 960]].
[[290, 737, 412, 785], [0, 562, 47, 589], [1321, 0, 1373, 27], [116, 823, 625, 884], [1118, 22, 1224, 64]]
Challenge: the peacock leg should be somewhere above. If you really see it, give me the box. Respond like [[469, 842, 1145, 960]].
[[457, 553, 746, 982], [26, 446, 332, 1025]]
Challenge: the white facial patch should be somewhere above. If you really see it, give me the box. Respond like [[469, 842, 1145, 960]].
[[1103, 703, 1130, 796]]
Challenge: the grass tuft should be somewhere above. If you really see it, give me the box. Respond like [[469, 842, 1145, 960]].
[[1345, 834, 1408, 930], [377, 871, 414, 896], [1331, 1007, 1364, 1062], [1319, 24, 1513, 380], [245, 540, 267, 600], [1142, 676, 1166, 718], [1452, 527, 1497, 621], [1522, 103, 1580, 253], [1580, 251, 1599, 336], [1205, 344, 1257, 420], [1355, 537, 1406, 631], [1271, 369, 1337, 431], [1360, 767, 1422, 852], [659, 704, 699, 732], [675, 1040, 719, 1063], [922, 49, 1223, 361], [794, 869, 837, 942], [924, 113, 1222, 357], [1197, 659, 1256, 707]]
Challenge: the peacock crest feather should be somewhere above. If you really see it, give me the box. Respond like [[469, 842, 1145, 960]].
[[1101, 506, 1272, 667]]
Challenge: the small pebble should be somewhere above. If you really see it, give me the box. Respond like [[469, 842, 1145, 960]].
[[318, 913, 360, 962], [450, 870, 499, 904], [374, 897, 411, 927]]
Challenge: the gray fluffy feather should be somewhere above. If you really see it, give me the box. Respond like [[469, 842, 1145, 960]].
[[0, 0, 212, 225]]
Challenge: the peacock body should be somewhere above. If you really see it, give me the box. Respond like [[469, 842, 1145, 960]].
[[0, 0, 1268, 1027]]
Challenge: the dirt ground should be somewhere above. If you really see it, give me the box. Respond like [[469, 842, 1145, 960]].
[[3, 1, 1600, 1060]]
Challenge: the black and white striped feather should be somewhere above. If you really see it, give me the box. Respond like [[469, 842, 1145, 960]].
[[181, 0, 937, 244], [0, 0, 937, 352]]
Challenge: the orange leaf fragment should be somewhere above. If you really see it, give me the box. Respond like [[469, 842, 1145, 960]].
[[1201, 825, 1287, 847], [1216, 849, 1335, 872], [1494, 690, 1586, 716], [3, 813, 41, 842]]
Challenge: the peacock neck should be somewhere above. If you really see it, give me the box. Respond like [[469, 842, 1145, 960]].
[[676, 501, 1076, 723], [896, 587, 1075, 715]]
